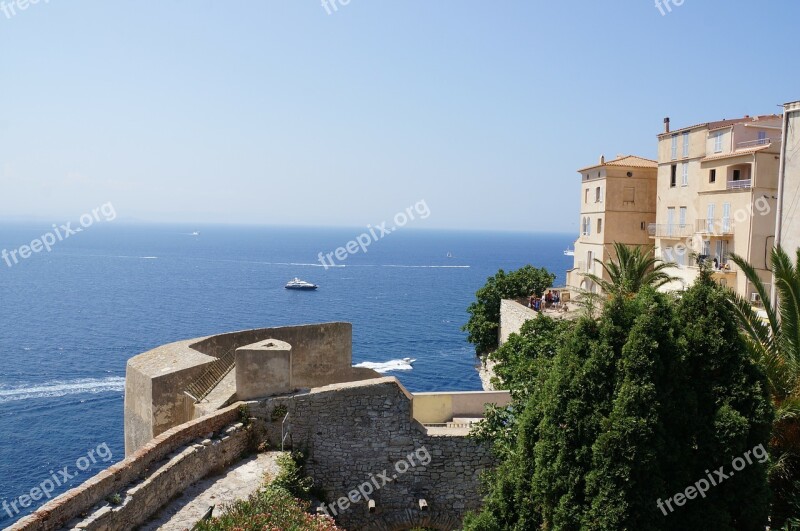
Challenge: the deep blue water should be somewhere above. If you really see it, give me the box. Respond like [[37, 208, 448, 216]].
[[0, 224, 572, 527]]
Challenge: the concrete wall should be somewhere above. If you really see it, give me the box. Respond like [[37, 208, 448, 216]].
[[412, 391, 511, 424], [125, 323, 379, 455], [250, 378, 497, 530], [498, 298, 539, 346], [11, 403, 248, 531], [780, 102, 800, 257], [124, 339, 217, 455]]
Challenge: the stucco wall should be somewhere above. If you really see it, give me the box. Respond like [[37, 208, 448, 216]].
[[499, 298, 538, 346], [412, 391, 511, 424], [780, 103, 800, 257]]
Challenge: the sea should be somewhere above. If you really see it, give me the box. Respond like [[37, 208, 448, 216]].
[[0, 223, 573, 527]]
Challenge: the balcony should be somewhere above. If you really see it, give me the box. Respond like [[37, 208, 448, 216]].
[[727, 179, 752, 190], [648, 223, 693, 239], [737, 137, 780, 148], [696, 219, 734, 236]]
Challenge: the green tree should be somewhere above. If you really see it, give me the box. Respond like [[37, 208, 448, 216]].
[[463, 265, 555, 357], [728, 247, 800, 524], [466, 268, 773, 530], [583, 242, 678, 297]]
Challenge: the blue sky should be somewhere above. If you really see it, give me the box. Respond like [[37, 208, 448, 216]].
[[0, 0, 797, 232]]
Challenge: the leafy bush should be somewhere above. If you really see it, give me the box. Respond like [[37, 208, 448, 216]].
[[192, 487, 341, 531], [463, 265, 555, 357]]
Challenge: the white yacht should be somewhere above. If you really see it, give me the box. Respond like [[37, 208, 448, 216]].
[[285, 278, 318, 291], [563, 247, 575, 256]]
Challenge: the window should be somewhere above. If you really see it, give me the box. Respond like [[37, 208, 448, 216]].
[[681, 163, 689, 186], [679, 206, 687, 229], [714, 131, 723, 153], [667, 207, 676, 236], [585, 188, 589, 203], [623, 186, 635, 204], [758, 131, 768, 145], [702, 240, 711, 257], [664, 246, 675, 263], [595, 187, 602, 203], [597, 218, 603, 233], [722, 202, 731, 232], [670, 165, 677, 187], [671, 134, 678, 160], [682, 132, 689, 157], [707, 203, 716, 233], [709, 169, 716, 183], [582, 217, 591, 236], [641, 221, 646, 230], [733, 169, 741, 181]]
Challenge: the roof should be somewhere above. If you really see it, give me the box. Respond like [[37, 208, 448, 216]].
[[658, 114, 782, 138], [700, 143, 774, 162], [578, 154, 658, 172]]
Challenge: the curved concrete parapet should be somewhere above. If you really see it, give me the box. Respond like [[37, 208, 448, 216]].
[[125, 322, 380, 455]]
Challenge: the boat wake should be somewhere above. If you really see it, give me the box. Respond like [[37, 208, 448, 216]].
[[0, 377, 126, 403], [353, 358, 416, 373]]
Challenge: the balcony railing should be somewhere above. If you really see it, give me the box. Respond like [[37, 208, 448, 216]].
[[727, 179, 752, 190], [737, 137, 780, 148], [648, 223, 693, 238], [696, 219, 733, 235]]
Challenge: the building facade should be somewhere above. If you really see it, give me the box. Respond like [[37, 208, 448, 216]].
[[566, 155, 658, 292], [777, 101, 800, 258], [653, 115, 782, 302]]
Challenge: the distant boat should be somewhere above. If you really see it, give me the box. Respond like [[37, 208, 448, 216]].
[[285, 278, 318, 291], [191, 231, 200, 236], [563, 247, 575, 256], [446, 252, 454, 258]]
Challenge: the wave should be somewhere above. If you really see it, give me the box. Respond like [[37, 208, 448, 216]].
[[0, 377, 126, 403], [353, 358, 416, 373]]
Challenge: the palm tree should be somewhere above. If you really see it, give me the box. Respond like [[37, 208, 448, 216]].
[[583, 242, 678, 297], [728, 246, 800, 525]]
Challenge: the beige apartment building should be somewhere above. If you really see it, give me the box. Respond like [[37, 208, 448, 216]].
[[566, 155, 658, 292], [653, 115, 782, 302], [777, 101, 800, 257]]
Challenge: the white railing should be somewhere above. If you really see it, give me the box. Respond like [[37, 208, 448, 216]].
[[648, 223, 693, 238], [727, 179, 752, 190], [696, 219, 733, 235], [738, 137, 780, 148]]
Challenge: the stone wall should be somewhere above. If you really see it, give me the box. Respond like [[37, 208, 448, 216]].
[[11, 403, 250, 531], [499, 298, 538, 345], [250, 378, 496, 530]]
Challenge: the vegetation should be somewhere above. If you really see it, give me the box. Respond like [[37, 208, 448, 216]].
[[466, 257, 774, 530], [583, 242, 677, 297], [728, 247, 800, 525], [194, 451, 340, 531], [463, 265, 555, 357]]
